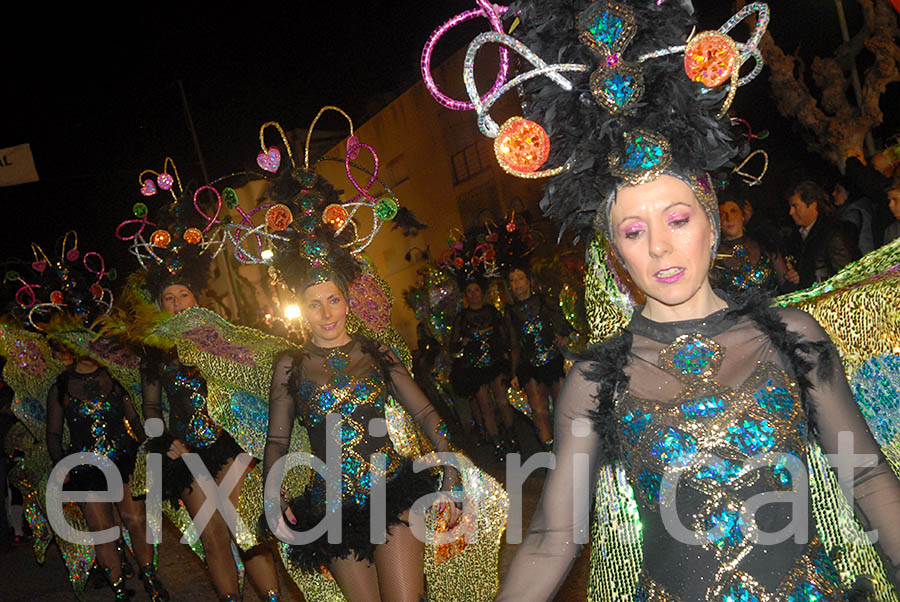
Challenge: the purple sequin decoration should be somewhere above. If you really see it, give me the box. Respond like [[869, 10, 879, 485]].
[[184, 325, 257, 367]]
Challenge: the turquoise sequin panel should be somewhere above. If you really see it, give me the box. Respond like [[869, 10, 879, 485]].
[[695, 458, 743, 485], [680, 396, 726, 419], [651, 427, 697, 467], [726, 419, 775, 455], [637, 469, 662, 503], [622, 410, 653, 443], [786, 582, 826, 602], [851, 353, 900, 446], [722, 584, 760, 602], [588, 11, 624, 47], [670, 339, 717, 377], [601, 73, 636, 107], [704, 508, 746, 548], [754, 384, 794, 415]]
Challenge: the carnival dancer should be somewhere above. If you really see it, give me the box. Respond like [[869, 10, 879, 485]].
[[449, 276, 516, 457], [424, 1, 900, 600], [11, 232, 168, 600], [505, 264, 571, 449], [213, 108, 507, 602], [494, 214, 572, 449], [714, 190, 790, 296], [117, 164, 281, 602], [261, 146, 462, 602]]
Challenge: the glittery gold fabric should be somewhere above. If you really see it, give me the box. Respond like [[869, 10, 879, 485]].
[[583, 237, 900, 602], [147, 306, 312, 552], [584, 235, 633, 343], [774, 238, 900, 377], [274, 271, 508, 600]]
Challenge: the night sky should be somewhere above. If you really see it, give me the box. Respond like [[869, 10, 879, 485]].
[[4, 1, 898, 282]]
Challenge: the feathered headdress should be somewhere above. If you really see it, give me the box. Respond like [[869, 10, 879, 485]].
[[4, 231, 115, 334], [423, 0, 770, 240], [218, 107, 405, 295], [116, 158, 225, 300]]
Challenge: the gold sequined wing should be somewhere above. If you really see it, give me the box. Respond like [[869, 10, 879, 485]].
[[585, 234, 636, 344], [149, 307, 312, 551]]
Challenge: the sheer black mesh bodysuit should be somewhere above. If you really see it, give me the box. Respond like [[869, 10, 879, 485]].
[[265, 338, 456, 510], [46, 367, 141, 475], [451, 306, 509, 370], [508, 295, 571, 370], [141, 352, 223, 450], [496, 304, 900, 601]]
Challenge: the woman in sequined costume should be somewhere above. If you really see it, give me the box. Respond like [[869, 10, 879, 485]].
[[449, 279, 516, 455], [498, 169, 900, 600], [139, 282, 281, 602], [47, 346, 169, 601], [506, 266, 572, 448], [264, 257, 462, 602], [459, 0, 900, 598], [713, 195, 789, 297]]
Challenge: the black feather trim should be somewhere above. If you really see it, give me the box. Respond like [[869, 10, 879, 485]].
[[508, 0, 741, 234], [284, 462, 438, 573], [581, 332, 632, 463], [582, 291, 837, 461]]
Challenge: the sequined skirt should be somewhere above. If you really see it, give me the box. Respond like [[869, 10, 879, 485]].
[[284, 461, 438, 573], [450, 359, 509, 397], [150, 432, 244, 503], [515, 352, 565, 387], [63, 444, 138, 492]]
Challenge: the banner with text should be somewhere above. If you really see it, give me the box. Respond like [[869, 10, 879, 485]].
[[0, 144, 39, 186]]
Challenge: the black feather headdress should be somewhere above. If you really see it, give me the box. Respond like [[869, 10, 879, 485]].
[[422, 0, 770, 239]]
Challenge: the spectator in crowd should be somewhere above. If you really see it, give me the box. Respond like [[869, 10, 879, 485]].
[[885, 173, 900, 244], [786, 180, 858, 288], [831, 174, 875, 256]]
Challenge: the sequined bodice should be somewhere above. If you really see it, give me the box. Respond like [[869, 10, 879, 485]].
[[510, 296, 558, 366], [716, 237, 777, 296], [458, 306, 505, 369], [618, 318, 844, 601], [162, 360, 222, 449], [62, 371, 137, 462], [294, 342, 403, 505]]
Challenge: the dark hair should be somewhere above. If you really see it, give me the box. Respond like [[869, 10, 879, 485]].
[[789, 180, 833, 215], [462, 278, 485, 293], [504, 264, 531, 282], [718, 197, 746, 214], [887, 173, 900, 193]]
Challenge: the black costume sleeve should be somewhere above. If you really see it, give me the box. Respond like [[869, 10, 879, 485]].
[[384, 348, 460, 490], [506, 308, 521, 381], [139, 353, 164, 427], [46, 381, 65, 465], [495, 362, 603, 601], [263, 352, 297, 510], [784, 309, 900, 592], [114, 380, 145, 445]]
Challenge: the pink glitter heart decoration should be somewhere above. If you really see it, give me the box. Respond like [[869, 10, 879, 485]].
[[66, 249, 80, 262], [157, 172, 174, 190], [140, 179, 157, 196], [31, 261, 46, 273], [257, 147, 281, 173], [346, 135, 361, 160]]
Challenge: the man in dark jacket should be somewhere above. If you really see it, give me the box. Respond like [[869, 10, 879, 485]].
[[785, 180, 858, 289]]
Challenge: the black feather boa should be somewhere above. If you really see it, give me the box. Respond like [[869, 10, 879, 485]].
[[582, 291, 834, 462], [508, 0, 739, 235]]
